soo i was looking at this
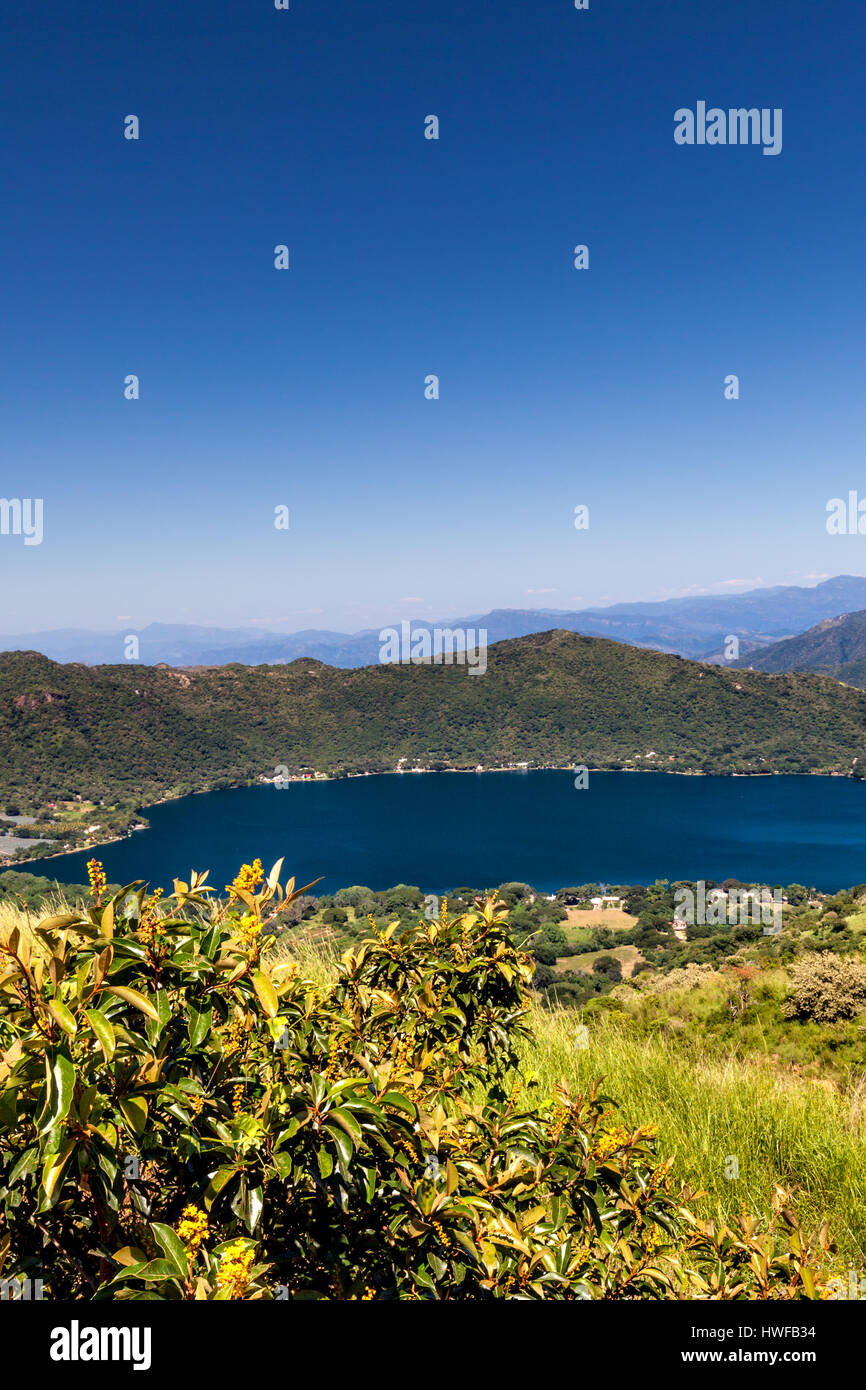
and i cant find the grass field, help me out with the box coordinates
[527,1005,866,1267]
[555,944,642,977]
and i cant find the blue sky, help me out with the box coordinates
[1,0,864,634]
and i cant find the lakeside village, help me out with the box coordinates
[267,749,687,783]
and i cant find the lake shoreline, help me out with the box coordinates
[5,763,862,884]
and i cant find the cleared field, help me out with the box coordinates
[555,943,643,977]
[565,907,637,929]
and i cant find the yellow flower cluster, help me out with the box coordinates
[237,913,263,945]
[137,918,166,948]
[176,1204,208,1255]
[216,1241,255,1298]
[646,1156,674,1194]
[136,889,166,947]
[232,1084,245,1115]
[87,858,107,901]
[189,1095,205,1117]
[395,1137,417,1165]
[549,1101,571,1145]
[227,859,264,902]
[324,1033,346,1084]
[431,1219,448,1246]
[224,1014,250,1055]
[642,1224,666,1256]
[592,1125,632,1162]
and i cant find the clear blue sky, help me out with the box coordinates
[1,0,864,633]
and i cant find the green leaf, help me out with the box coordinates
[47,999,78,1036]
[328,1107,364,1146]
[9,1147,38,1186]
[156,989,171,1025]
[151,1222,189,1280]
[100,899,115,939]
[200,924,221,959]
[103,985,160,1021]
[128,1258,183,1283]
[379,1090,417,1116]
[246,1185,264,1233]
[204,1164,237,1210]
[118,1096,148,1136]
[37,1051,76,1137]
[36,913,83,934]
[266,857,285,892]
[451,1230,482,1265]
[324,1120,354,1167]
[251,970,278,1018]
[41,1139,76,1205]
[272,1152,292,1179]
[188,1004,213,1049]
[145,991,171,1044]
[84,1008,116,1061]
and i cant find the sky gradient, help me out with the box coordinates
[1,0,864,633]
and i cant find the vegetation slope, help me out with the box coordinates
[3,631,866,811]
[734,610,866,687]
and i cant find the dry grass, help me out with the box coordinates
[565,907,637,930]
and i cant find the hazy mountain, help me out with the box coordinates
[0,624,286,666]
[5,576,866,667]
[3,630,865,809]
[732,610,866,688]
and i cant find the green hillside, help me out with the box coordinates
[733,610,866,687]
[2,630,866,808]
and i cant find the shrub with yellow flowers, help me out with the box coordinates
[0,859,833,1300]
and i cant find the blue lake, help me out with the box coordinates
[19,771,866,895]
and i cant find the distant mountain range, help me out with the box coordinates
[6,576,866,668]
[732,609,866,688]
[3,629,866,810]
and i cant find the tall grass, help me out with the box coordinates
[264,926,341,988]
[0,892,70,948]
[528,1005,866,1265]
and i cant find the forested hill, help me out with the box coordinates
[733,610,866,688]
[2,630,866,807]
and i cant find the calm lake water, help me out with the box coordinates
[19,772,866,895]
